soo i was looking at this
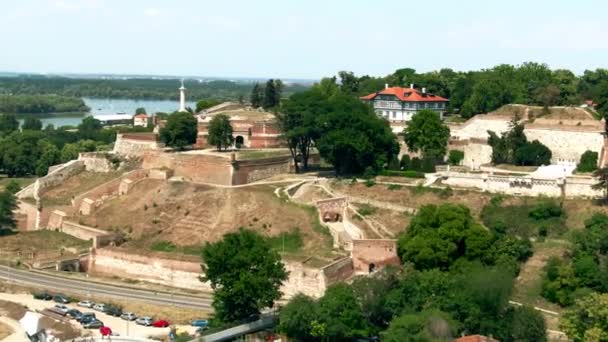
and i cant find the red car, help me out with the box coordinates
[152,319,170,328]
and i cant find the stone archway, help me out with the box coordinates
[235,136,245,148]
[368,263,376,273]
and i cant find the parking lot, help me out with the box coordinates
[1,292,199,339]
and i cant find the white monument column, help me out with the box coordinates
[179,79,186,112]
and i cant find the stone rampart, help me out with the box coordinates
[33,160,85,199]
[79,152,115,172]
[524,128,604,165]
[113,133,159,157]
[442,172,603,198]
[16,201,38,230]
[351,239,400,274]
[232,156,291,185]
[321,257,354,284]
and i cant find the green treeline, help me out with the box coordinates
[0,76,309,101]
[329,63,608,118]
[0,94,89,114]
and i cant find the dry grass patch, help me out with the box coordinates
[41,170,122,206]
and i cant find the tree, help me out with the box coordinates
[278,89,326,172]
[316,283,369,340]
[159,111,197,150]
[577,151,598,173]
[561,293,608,342]
[513,140,552,166]
[60,143,80,163]
[22,117,43,131]
[316,94,399,175]
[278,294,319,341]
[593,167,608,202]
[263,79,281,109]
[207,114,234,151]
[36,141,60,176]
[201,229,287,323]
[403,109,450,160]
[338,71,360,94]
[0,189,17,231]
[382,310,457,342]
[509,306,547,342]
[0,113,19,136]
[135,107,147,115]
[77,116,102,140]
[250,83,264,108]
[448,150,464,166]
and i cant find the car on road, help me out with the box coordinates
[191,319,209,328]
[92,303,106,312]
[83,319,104,329]
[77,313,96,324]
[77,300,95,308]
[120,312,137,321]
[152,319,170,328]
[33,291,52,300]
[67,309,83,320]
[135,316,153,326]
[53,294,70,304]
[104,305,122,317]
[51,304,70,315]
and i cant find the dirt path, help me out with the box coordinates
[0,316,24,342]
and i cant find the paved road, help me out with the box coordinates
[0,265,212,311]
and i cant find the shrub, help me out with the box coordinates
[439,186,453,198]
[358,204,377,216]
[364,179,376,187]
[420,157,436,173]
[514,140,552,166]
[448,150,464,165]
[400,155,411,170]
[410,157,422,171]
[403,170,425,178]
[577,150,598,173]
[387,157,400,171]
[362,166,376,179]
[151,240,177,252]
[388,184,402,190]
[529,201,564,220]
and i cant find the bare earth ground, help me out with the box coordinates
[0,321,11,340]
[41,170,122,206]
[77,180,335,262]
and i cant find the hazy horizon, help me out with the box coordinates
[1,0,607,79]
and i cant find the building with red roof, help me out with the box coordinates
[133,113,149,127]
[361,84,449,122]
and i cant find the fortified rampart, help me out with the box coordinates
[86,248,353,298]
[113,133,160,157]
[351,239,400,274]
[47,210,121,248]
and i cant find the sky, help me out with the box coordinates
[1,0,607,79]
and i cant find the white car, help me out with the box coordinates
[135,316,153,326]
[77,300,95,308]
[120,312,137,321]
[92,303,106,312]
[53,304,70,314]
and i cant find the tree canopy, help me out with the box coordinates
[206,114,234,151]
[159,111,197,150]
[403,109,450,160]
[21,117,43,131]
[561,293,608,342]
[201,228,287,324]
[488,117,552,166]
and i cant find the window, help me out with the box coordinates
[392,111,397,119]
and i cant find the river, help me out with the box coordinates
[17,97,196,128]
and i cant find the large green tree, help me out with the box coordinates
[561,293,608,342]
[0,189,17,232]
[315,283,369,340]
[250,83,264,108]
[316,94,399,175]
[509,306,547,342]
[201,229,287,323]
[22,117,43,131]
[403,109,450,160]
[382,309,457,342]
[195,99,220,113]
[278,294,319,341]
[206,114,234,151]
[0,113,19,137]
[159,111,197,150]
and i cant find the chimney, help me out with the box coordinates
[385,83,389,89]
[422,87,426,94]
[410,83,414,89]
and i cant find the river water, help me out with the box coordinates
[17,97,196,128]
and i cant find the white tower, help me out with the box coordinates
[179,79,186,112]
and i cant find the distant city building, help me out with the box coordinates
[360,84,449,122]
[133,113,149,127]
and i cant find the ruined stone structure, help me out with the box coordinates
[113,133,160,157]
[351,239,400,274]
[47,210,121,248]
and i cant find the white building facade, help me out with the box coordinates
[361,85,449,122]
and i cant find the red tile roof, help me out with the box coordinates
[361,86,449,102]
[134,114,148,119]
[454,335,500,342]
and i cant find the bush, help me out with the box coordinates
[363,166,376,179]
[439,186,453,198]
[514,140,552,166]
[387,157,400,171]
[364,179,376,187]
[420,157,437,173]
[151,240,177,252]
[577,150,598,173]
[403,170,425,178]
[410,157,422,171]
[529,201,564,220]
[387,184,402,190]
[448,150,464,165]
[400,155,411,170]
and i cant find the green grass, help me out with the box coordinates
[267,228,304,253]
[236,149,291,160]
[0,176,36,190]
[481,200,568,238]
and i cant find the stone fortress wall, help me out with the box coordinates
[113,133,160,157]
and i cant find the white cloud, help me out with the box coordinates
[144,8,161,17]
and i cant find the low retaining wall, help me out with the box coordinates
[113,133,160,157]
[47,210,120,248]
[17,160,85,200]
[442,171,603,198]
[87,248,352,298]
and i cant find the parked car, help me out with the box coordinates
[53,294,70,304]
[120,312,137,321]
[67,309,83,320]
[77,300,95,308]
[191,319,209,328]
[135,316,153,326]
[93,303,106,312]
[105,306,122,317]
[78,313,96,324]
[51,304,69,315]
[33,291,52,300]
[83,319,104,329]
[152,319,170,328]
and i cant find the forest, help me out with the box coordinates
[0,76,309,102]
[0,94,89,114]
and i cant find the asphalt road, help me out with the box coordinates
[0,265,212,311]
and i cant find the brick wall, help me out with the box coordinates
[232,156,291,185]
[321,257,354,284]
[351,239,400,274]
